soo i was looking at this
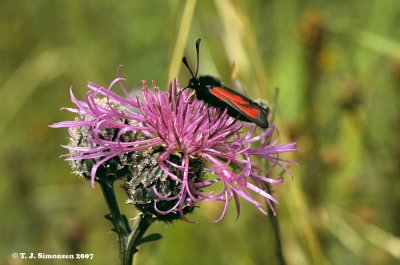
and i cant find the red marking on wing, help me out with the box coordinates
[210,86,261,118]
[232,102,261,119]
[210,86,249,105]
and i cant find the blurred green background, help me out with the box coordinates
[1,0,400,264]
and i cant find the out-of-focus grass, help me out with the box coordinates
[1,1,400,265]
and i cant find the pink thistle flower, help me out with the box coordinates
[51,74,297,221]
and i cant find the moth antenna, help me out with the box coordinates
[195,38,201,77]
[182,57,195,78]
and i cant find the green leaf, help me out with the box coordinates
[138,233,163,246]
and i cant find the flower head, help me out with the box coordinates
[51,74,297,221]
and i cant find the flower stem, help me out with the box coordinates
[99,179,154,265]
[124,214,154,265]
[263,88,286,265]
[99,180,130,263]
[265,183,286,265]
